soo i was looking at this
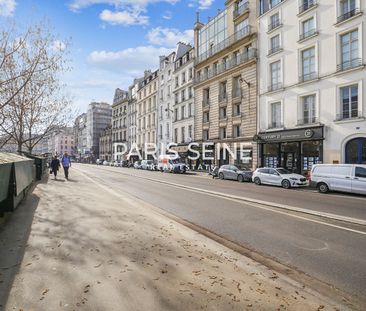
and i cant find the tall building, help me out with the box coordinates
[157,52,175,155]
[74,113,88,160]
[172,42,195,163]
[137,70,158,159]
[86,102,112,160]
[99,126,112,162]
[257,0,366,175]
[194,0,258,169]
[128,78,142,155]
[112,88,129,161]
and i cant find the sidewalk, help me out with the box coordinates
[0,168,347,310]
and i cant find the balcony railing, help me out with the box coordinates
[233,1,249,18]
[335,109,362,121]
[299,72,318,83]
[337,58,363,72]
[196,26,252,64]
[299,0,316,14]
[268,18,281,32]
[268,122,284,130]
[337,8,361,24]
[268,46,283,56]
[268,82,283,92]
[299,28,317,41]
[195,48,257,84]
[297,117,318,125]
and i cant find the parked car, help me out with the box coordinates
[141,160,154,170]
[310,164,366,195]
[218,165,253,182]
[114,161,120,167]
[134,161,142,169]
[252,167,307,189]
[103,160,109,166]
[96,159,102,165]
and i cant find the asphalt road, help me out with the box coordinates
[74,164,366,304]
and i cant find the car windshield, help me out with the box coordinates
[276,168,291,175]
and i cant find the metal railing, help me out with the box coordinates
[233,1,249,18]
[268,18,281,32]
[297,117,318,125]
[337,8,361,24]
[299,28,317,41]
[337,58,362,72]
[268,46,282,56]
[268,122,284,130]
[299,72,318,83]
[196,26,252,64]
[335,110,362,121]
[268,82,283,92]
[299,0,316,14]
[195,48,257,84]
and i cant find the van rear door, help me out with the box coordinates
[331,166,352,193]
[352,166,366,195]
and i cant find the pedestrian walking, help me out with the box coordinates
[50,156,60,180]
[61,152,72,180]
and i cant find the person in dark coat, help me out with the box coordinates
[50,156,60,180]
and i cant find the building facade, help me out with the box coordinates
[99,126,112,162]
[157,52,175,155]
[48,127,75,157]
[128,78,142,153]
[137,70,158,159]
[74,113,88,161]
[172,43,195,163]
[257,0,366,176]
[194,0,258,169]
[112,89,129,161]
[86,102,112,161]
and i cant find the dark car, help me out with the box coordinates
[218,165,253,182]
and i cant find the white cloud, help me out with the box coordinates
[52,40,66,52]
[162,10,172,20]
[88,45,174,75]
[147,27,193,47]
[0,0,16,16]
[100,9,149,25]
[198,0,214,10]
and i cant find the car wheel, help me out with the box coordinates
[219,172,224,180]
[237,175,244,182]
[254,177,261,185]
[318,182,329,194]
[282,179,291,189]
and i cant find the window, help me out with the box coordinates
[271,102,282,128]
[188,125,192,139]
[188,103,192,117]
[269,12,280,31]
[270,0,281,8]
[302,95,316,124]
[301,17,316,40]
[174,128,178,143]
[300,0,316,14]
[220,127,227,139]
[339,84,359,119]
[181,89,186,102]
[270,61,281,90]
[219,81,227,101]
[233,76,241,98]
[203,130,209,140]
[203,88,210,106]
[203,112,210,123]
[339,29,359,71]
[233,103,241,116]
[338,0,358,22]
[233,125,241,138]
[301,47,316,81]
[181,106,185,119]
[269,34,281,54]
[174,109,178,121]
[181,127,185,143]
[219,107,227,119]
[235,18,249,40]
[356,167,366,178]
[188,87,193,98]
[222,57,229,70]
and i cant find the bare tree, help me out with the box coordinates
[0,21,73,153]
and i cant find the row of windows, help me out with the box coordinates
[174,103,194,121]
[202,103,242,124]
[202,125,242,141]
[173,125,193,144]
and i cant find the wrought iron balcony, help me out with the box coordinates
[233,1,249,18]
[337,8,361,24]
[299,72,318,83]
[299,0,316,14]
[299,28,317,41]
[268,18,281,32]
[267,82,283,92]
[337,58,363,72]
[335,110,362,121]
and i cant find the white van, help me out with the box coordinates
[157,154,188,173]
[310,164,366,195]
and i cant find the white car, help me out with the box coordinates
[310,164,366,195]
[252,167,307,189]
[103,160,109,166]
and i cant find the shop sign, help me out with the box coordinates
[257,126,323,143]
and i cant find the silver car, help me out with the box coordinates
[252,167,307,189]
[218,165,253,182]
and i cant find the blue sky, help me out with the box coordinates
[0,0,221,114]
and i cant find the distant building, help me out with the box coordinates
[86,102,112,160]
[48,127,75,157]
[112,89,129,161]
[74,113,88,160]
[99,126,112,162]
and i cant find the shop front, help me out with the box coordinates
[257,126,324,177]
